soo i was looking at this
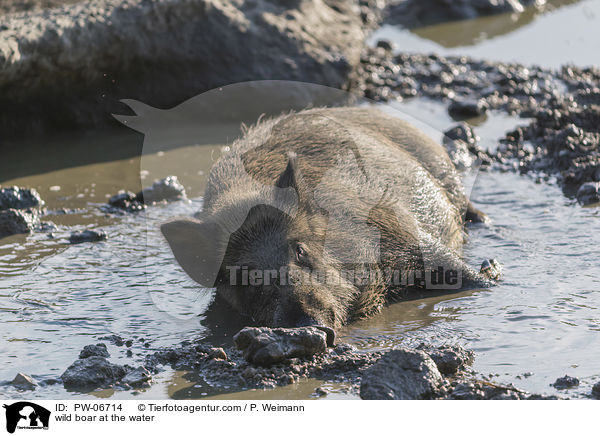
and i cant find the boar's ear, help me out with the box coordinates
[276,152,299,190]
[276,151,323,215]
[160,218,225,287]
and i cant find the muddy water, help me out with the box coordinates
[371,0,600,68]
[2,1,600,400]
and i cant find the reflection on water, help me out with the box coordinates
[372,0,600,67]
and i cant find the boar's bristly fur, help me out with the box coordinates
[162,107,492,329]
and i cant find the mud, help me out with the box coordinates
[57,330,558,399]
[107,176,186,212]
[233,327,329,366]
[354,47,600,203]
[0,0,371,134]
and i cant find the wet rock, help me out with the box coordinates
[108,191,146,213]
[443,133,474,170]
[69,229,108,244]
[108,176,187,212]
[444,123,478,148]
[376,39,394,51]
[359,348,443,400]
[0,187,44,210]
[234,326,328,366]
[11,373,38,390]
[417,344,474,376]
[480,259,502,280]
[386,0,546,28]
[61,356,126,390]
[592,382,600,399]
[121,366,152,388]
[576,182,600,206]
[551,375,580,389]
[99,334,125,346]
[449,380,528,400]
[0,186,44,238]
[37,221,57,232]
[79,343,110,359]
[448,98,488,119]
[314,387,327,397]
[0,209,40,238]
[138,176,186,204]
[208,347,228,360]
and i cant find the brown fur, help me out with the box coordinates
[162,107,490,329]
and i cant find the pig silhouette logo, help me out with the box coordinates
[3,402,50,433]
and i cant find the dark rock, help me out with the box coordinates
[10,373,38,390]
[0,186,44,238]
[417,344,474,376]
[443,133,474,170]
[208,347,228,360]
[99,334,125,346]
[79,343,110,359]
[37,221,57,232]
[592,382,600,398]
[0,187,44,210]
[108,191,146,212]
[234,326,328,366]
[69,229,108,244]
[61,356,126,389]
[138,176,186,204]
[448,98,488,119]
[376,39,394,51]
[0,209,40,239]
[121,366,152,388]
[359,348,443,400]
[551,375,580,389]
[480,259,502,280]
[314,387,327,397]
[450,380,528,400]
[576,182,600,206]
[444,123,478,148]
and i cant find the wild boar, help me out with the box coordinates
[161,107,492,329]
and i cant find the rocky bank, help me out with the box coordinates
[355,46,600,205]
[48,327,572,399]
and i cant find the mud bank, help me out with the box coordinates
[0,0,376,134]
[355,46,600,205]
[53,328,565,399]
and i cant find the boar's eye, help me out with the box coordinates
[295,243,310,265]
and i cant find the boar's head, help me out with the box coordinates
[161,153,359,330]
